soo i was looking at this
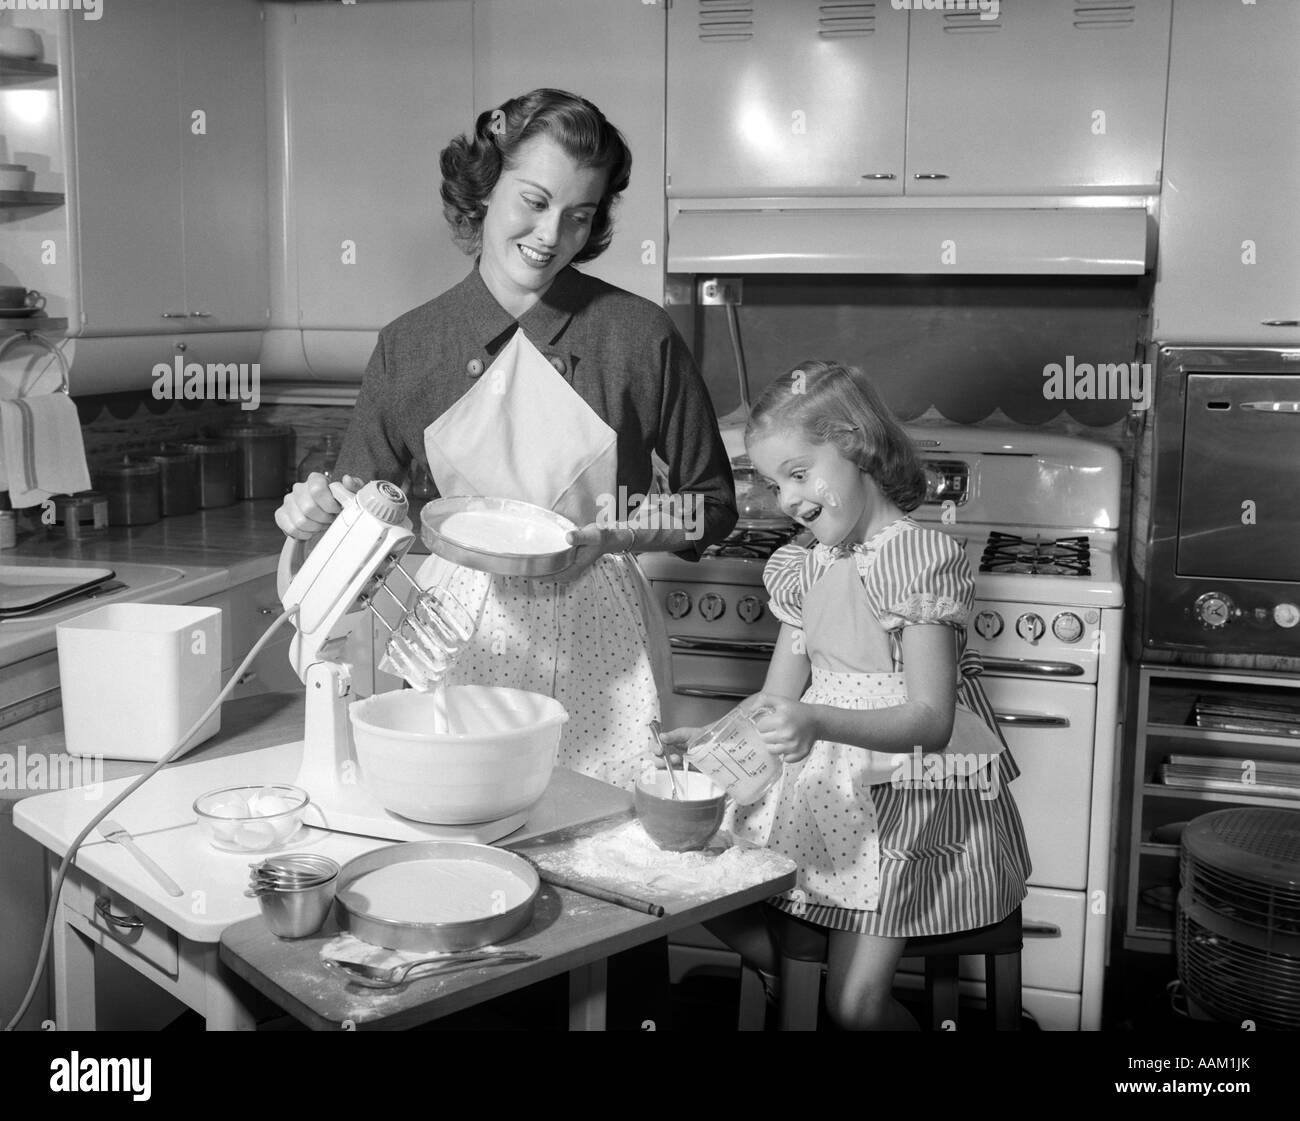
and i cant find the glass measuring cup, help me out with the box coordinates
[683,702,781,805]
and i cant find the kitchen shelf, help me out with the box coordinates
[0,57,56,85]
[0,190,65,210]
[0,317,67,334]
[1124,664,1300,953]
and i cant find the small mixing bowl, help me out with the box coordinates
[634,770,727,851]
[193,783,309,852]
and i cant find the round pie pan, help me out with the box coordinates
[420,496,578,577]
[334,840,540,953]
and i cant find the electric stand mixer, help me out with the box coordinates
[277,480,550,843]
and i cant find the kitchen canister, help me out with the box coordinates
[94,457,162,526]
[51,491,110,539]
[181,438,237,508]
[151,448,200,517]
[221,422,294,500]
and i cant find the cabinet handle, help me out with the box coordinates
[258,606,280,616]
[1261,320,1300,327]
[860,173,897,180]
[1022,921,1061,938]
[236,671,258,686]
[994,711,1071,728]
[188,312,212,319]
[160,312,188,319]
[674,685,753,701]
[94,897,144,931]
[913,173,950,180]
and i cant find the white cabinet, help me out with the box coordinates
[473,0,668,303]
[68,0,267,338]
[193,572,299,701]
[667,0,1170,199]
[666,0,908,197]
[1151,0,1300,345]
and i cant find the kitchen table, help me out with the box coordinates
[11,694,638,1031]
[219,825,795,1031]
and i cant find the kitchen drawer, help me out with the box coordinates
[0,650,61,742]
[62,867,179,979]
[666,651,768,728]
[897,887,1085,994]
[193,573,298,697]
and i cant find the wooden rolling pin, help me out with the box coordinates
[535,869,665,917]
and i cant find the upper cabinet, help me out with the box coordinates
[473,0,667,303]
[1151,0,1300,346]
[69,0,268,336]
[667,0,1171,199]
[666,0,908,197]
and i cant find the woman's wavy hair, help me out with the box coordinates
[439,88,632,263]
[745,361,927,512]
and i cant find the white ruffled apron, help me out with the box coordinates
[417,329,670,791]
[725,665,1007,914]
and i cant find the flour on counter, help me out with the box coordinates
[536,820,795,898]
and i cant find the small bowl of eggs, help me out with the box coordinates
[193,784,310,853]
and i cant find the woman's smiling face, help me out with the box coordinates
[747,429,881,548]
[478,134,608,318]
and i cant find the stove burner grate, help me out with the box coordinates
[705,524,799,561]
[979,532,1092,577]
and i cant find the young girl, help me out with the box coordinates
[661,361,1031,1031]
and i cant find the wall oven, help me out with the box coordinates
[1146,346,1300,657]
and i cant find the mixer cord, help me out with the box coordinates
[3,605,301,1033]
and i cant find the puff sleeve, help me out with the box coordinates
[762,544,819,628]
[863,526,974,631]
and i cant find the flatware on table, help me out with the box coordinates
[97,819,184,897]
[324,950,540,989]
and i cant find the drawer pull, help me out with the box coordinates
[1022,921,1062,938]
[236,671,258,686]
[994,711,1071,728]
[258,606,280,616]
[94,897,144,931]
[675,685,753,701]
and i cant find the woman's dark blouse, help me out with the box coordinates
[337,265,737,558]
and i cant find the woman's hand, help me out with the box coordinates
[749,692,820,765]
[551,523,633,583]
[274,473,364,541]
[653,724,702,769]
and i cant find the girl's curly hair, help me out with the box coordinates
[439,88,632,263]
[745,361,928,513]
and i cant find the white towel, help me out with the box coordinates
[0,394,92,508]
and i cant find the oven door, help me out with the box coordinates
[1178,372,1300,582]
[980,677,1097,892]
[664,646,770,729]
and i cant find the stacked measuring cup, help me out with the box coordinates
[246,854,341,939]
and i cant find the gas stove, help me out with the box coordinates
[641,424,1126,1031]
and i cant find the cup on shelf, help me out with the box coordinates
[0,287,44,314]
[0,165,36,192]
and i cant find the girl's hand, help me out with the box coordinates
[551,524,632,583]
[653,724,702,770]
[274,473,364,541]
[749,693,819,765]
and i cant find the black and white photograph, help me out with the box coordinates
[0,0,1294,1091]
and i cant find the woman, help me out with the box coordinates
[277,89,736,790]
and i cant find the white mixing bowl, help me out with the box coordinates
[348,685,567,825]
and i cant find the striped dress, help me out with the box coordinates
[725,517,1032,938]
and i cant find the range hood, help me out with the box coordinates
[667,196,1154,276]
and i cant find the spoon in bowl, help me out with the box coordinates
[648,720,681,800]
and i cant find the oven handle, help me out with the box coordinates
[669,637,776,656]
[1239,400,1300,413]
[994,711,1071,728]
[1022,921,1062,938]
[978,656,1085,677]
[674,685,754,701]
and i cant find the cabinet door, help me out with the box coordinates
[1151,0,1300,345]
[287,0,474,332]
[175,0,268,331]
[474,0,668,303]
[904,0,1170,195]
[70,0,185,335]
[666,0,907,197]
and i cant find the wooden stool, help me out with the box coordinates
[742,905,1023,1031]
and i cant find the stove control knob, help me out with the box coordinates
[974,610,1004,640]
[665,590,692,620]
[699,593,726,622]
[1015,612,1045,643]
[1274,602,1300,629]
[737,595,765,624]
[1194,592,1234,629]
[1051,612,1084,643]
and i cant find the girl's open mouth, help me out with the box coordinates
[798,506,823,526]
